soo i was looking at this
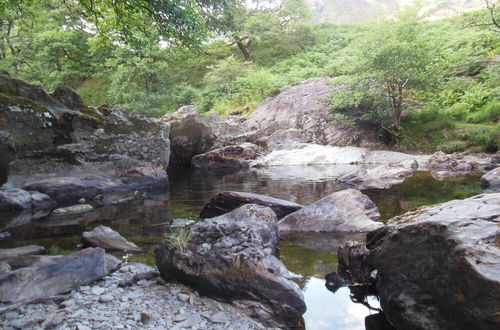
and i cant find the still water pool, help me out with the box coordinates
[0,166,483,329]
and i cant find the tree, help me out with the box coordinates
[330,6,437,139]
[1,0,238,47]
[225,0,310,60]
[466,0,500,32]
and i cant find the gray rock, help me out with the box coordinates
[29,191,57,210]
[191,143,262,169]
[0,261,11,273]
[200,191,303,219]
[167,113,243,165]
[480,167,500,192]
[82,225,141,252]
[98,294,113,303]
[6,254,62,269]
[244,77,381,148]
[156,204,305,328]
[278,189,382,234]
[425,151,500,176]
[0,248,120,303]
[52,204,93,216]
[0,188,31,211]
[364,193,500,330]
[0,232,11,241]
[0,245,45,261]
[336,160,418,189]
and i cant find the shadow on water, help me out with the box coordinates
[0,166,483,329]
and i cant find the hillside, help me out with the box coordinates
[306,0,486,23]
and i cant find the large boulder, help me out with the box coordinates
[0,188,32,211]
[0,247,120,303]
[336,160,418,189]
[424,151,500,177]
[166,112,243,165]
[82,225,141,252]
[480,167,500,192]
[364,193,500,330]
[278,189,382,234]
[0,74,170,169]
[155,204,306,328]
[191,143,262,169]
[200,191,303,219]
[244,78,381,148]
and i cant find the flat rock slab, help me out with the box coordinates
[0,245,45,261]
[82,225,141,252]
[0,247,120,303]
[366,193,500,330]
[156,204,306,328]
[336,160,417,189]
[7,254,63,269]
[278,189,383,233]
[52,204,94,216]
[200,191,303,219]
[191,143,262,169]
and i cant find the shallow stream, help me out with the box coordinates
[0,166,483,329]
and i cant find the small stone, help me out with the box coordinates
[126,291,142,300]
[98,294,113,303]
[172,314,187,322]
[140,312,152,324]
[0,261,11,273]
[180,313,202,328]
[177,293,189,302]
[78,198,86,204]
[91,286,105,295]
[4,312,18,321]
[72,309,86,318]
[76,324,91,330]
[209,311,229,324]
[60,299,75,308]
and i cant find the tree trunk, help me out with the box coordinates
[234,37,252,61]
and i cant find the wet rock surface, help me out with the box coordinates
[0,262,266,330]
[0,247,120,303]
[278,189,382,234]
[480,167,500,192]
[336,160,418,189]
[364,193,500,330]
[199,191,303,219]
[156,204,306,328]
[191,143,262,169]
[82,225,141,252]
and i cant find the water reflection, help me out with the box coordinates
[0,166,483,330]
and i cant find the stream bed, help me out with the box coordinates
[0,166,483,329]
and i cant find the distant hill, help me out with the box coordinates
[305,0,486,23]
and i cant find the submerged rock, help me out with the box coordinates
[52,204,94,216]
[365,193,500,330]
[0,247,120,303]
[82,225,141,252]
[278,189,382,234]
[0,245,45,261]
[155,204,306,328]
[480,167,500,192]
[336,160,418,189]
[199,191,303,219]
[191,143,262,169]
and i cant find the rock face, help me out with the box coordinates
[336,160,418,189]
[278,189,382,234]
[425,151,499,177]
[191,143,262,169]
[82,225,141,252]
[244,78,381,148]
[155,204,306,328]
[0,247,120,303]
[199,191,303,219]
[166,112,243,165]
[365,193,500,330]
[480,167,500,192]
